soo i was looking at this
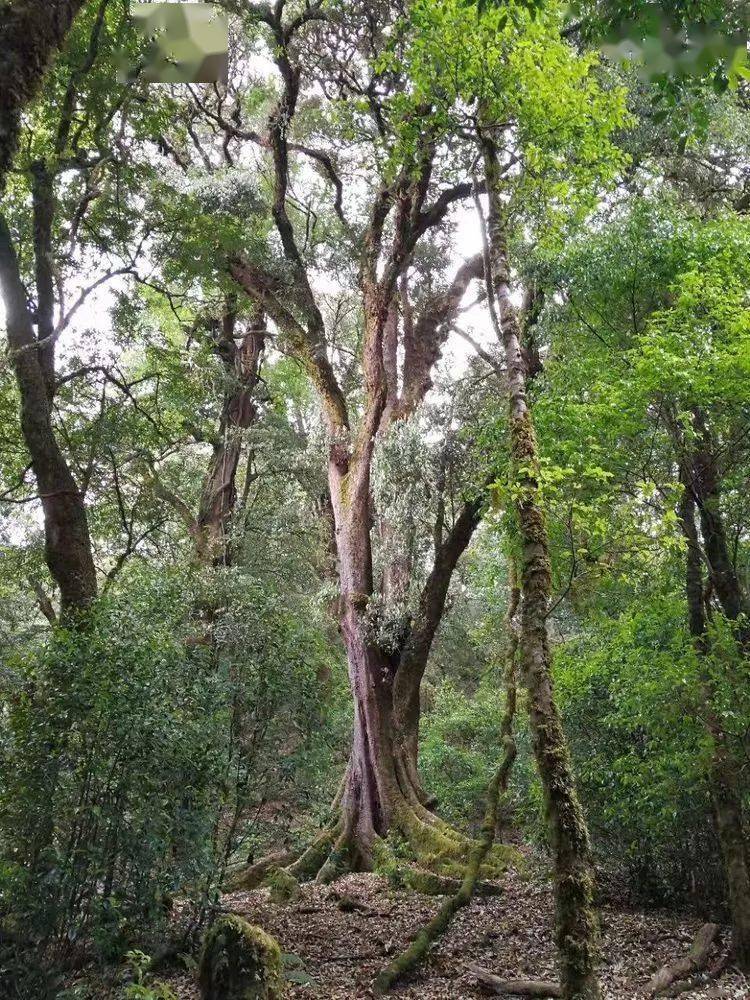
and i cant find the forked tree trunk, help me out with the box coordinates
[481,137,600,1000]
[322,275,484,867]
[333,581,469,870]
[227,2,487,875]
[330,415,430,865]
[678,472,750,971]
[394,497,483,769]
[0,212,97,618]
[318,498,482,869]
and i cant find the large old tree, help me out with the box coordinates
[188,10,628,971]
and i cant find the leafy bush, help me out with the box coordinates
[419,680,512,830]
[419,596,748,912]
[0,564,348,994]
[0,569,223,968]
[544,598,735,909]
[120,950,177,1000]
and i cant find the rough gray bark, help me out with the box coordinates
[195,305,266,566]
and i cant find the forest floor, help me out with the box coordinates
[159,857,750,999]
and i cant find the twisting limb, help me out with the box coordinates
[372,560,520,994]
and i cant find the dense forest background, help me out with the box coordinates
[1,1,749,998]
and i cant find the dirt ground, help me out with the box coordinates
[159,866,750,999]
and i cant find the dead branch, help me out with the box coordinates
[647,923,720,996]
[466,965,562,997]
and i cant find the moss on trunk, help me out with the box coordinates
[198,915,283,1000]
[480,134,601,1000]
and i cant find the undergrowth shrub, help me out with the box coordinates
[0,564,348,996]
[419,680,512,830]
[521,599,742,911]
[420,596,748,913]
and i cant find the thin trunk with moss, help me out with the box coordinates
[678,471,750,971]
[481,135,600,1000]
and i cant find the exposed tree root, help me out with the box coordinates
[660,953,730,997]
[372,838,504,897]
[647,923,720,996]
[222,661,522,905]
[288,821,342,880]
[222,796,520,902]
[223,850,299,892]
[372,760,512,994]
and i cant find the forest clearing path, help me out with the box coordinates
[165,866,750,999]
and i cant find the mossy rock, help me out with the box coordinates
[265,868,300,905]
[198,914,283,1000]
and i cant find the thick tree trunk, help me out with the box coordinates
[195,306,265,566]
[0,212,96,617]
[678,475,750,971]
[227,0,489,885]
[334,595,473,874]
[713,771,750,970]
[329,495,482,846]
[325,279,483,865]
[0,0,87,192]
[338,602,399,867]
[481,137,600,1000]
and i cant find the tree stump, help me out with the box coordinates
[198,914,283,1000]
